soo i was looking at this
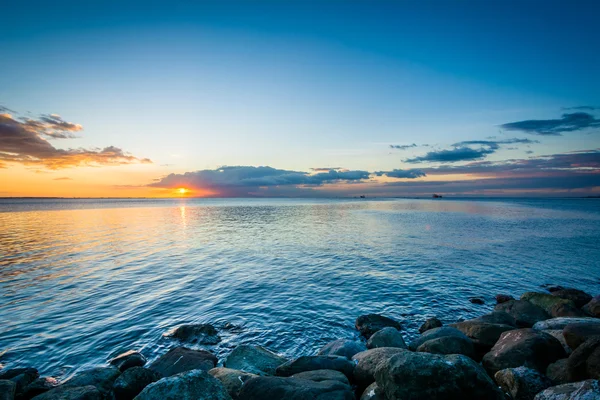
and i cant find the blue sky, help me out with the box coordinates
[1,0,599,197]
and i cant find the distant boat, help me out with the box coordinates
[432,194,443,198]
[360,195,366,199]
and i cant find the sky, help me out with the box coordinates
[1,0,599,197]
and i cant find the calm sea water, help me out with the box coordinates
[1,198,599,378]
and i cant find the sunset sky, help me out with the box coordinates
[1,0,599,197]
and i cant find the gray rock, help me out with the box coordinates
[351,347,406,388]
[450,320,515,350]
[419,317,443,333]
[551,289,593,308]
[482,328,566,375]
[237,376,354,400]
[566,337,600,381]
[31,385,101,400]
[521,292,576,316]
[532,317,600,331]
[543,330,572,355]
[275,356,353,380]
[359,382,381,400]
[416,335,476,359]
[209,368,256,400]
[408,326,470,351]
[109,351,147,372]
[21,377,60,399]
[62,367,120,397]
[475,311,518,326]
[546,359,570,385]
[550,302,587,318]
[167,324,221,345]
[366,327,406,349]
[374,351,504,400]
[317,339,366,359]
[583,296,600,318]
[497,294,516,304]
[149,347,217,377]
[0,368,39,395]
[113,367,161,400]
[0,380,16,400]
[223,345,287,376]
[290,370,349,386]
[133,369,231,400]
[534,380,600,400]
[355,314,401,339]
[563,323,600,350]
[494,366,553,400]
[495,300,550,328]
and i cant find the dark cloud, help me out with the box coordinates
[405,146,497,163]
[375,169,426,179]
[562,106,600,111]
[500,112,600,135]
[390,143,417,150]
[453,138,538,148]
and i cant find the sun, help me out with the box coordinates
[176,187,188,195]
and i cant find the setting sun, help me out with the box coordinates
[177,188,188,195]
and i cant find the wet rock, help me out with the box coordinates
[566,337,600,381]
[546,359,570,385]
[31,385,101,400]
[275,356,353,380]
[351,347,406,388]
[408,326,471,351]
[549,303,586,318]
[237,376,354,400]
[450,320,515,351]
[418,317,442,333]
[542,285,565,293]
[532,317,600,331]
[62,367,120,397]
[21,377,60,399]
[0,380,16,400]
[209,368,256,400]
[543,330,572,355]
[0,368,39,395]
[360,382,381,400]
[355,314,401,339]
[497,294,515,304]
[374,351,504,400]
[290,369,349,386]
[149,347,217,377]
[475,311,518,326]
[469,297,485,305]
[521,292,576,315]
[533,379,600,400]
[133,369,231,400]
[109,351,147,372]
[583,296,600,317]
[482,328,566,375]
[317,339,366,359]
[563,323,600,350]
[551,289,593,309]
[494,366,553,400]
[366,327,406,349]
[416,335,476,359]
[495,300,550,328]
[113,367,161,400]
[168,323,221,345]
[223,345,287,376]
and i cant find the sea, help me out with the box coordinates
[1,197,599,378]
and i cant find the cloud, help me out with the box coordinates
[563,106,600,111]
[453,138,538,148]
[0,111,151,169]
[390,143,417,150]
[500,112,600,135]
[375,169,426,179]
[53,177,72,180]
[405,146,497,163]
[310,167,345,172]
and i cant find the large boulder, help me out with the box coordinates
[419,317,442,333]
[223,345,287,376]
[482,329,566,375]
[408,326,471,351]
[566,337,600,381]
[551,289,593,308]
[495,300,550,328]
[113,367,161,400]
[62,367,120,397]
[355,314,401,339]
[0,380,16,400]
[290,370,349,386]
[494,366,553,400]
[521,293,576,316]
[366,327,407,349]
[475,311,518,326]
[497,294,516,304]
[351,347,406,388]
[167,324,221,345]
[563,323,600,350]
[374,351,504,400]
[31,385,101,400]
[534,380,600,400]
[416,335,476,359]
[545,359,570,385]
[109,351,147,372]
[21,377,60,399]
[359,383,381,400]
[134,369,231,400]
[237,376,354,400]
[532,317,600,331]
[209,368,256,400]
[0,368,39,395]
[549,303,587,318]
[583,296,600,317]
[450,320,515,351]
[149,347,217,377]
[275,356,353,380]
[317,339,366,359]
[543,330,572,355]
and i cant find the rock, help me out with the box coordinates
[408,326,471,351]
[355,314,401,339]
[109,351,147,372]
[149,347,217,377]
[542,285,565,293]
[351,347,406,388]
[532,317,600,331]
[583,296,600,317]
[551,289,593,308]
[237,376,354,400]
[275,356,353,380]
[317,339,366,359]
[482,328,566,375]
[416,335,476,359]
[366,327,407,349]
[550,302,587,318]
[209,368,256,400]
[450,320,515,351]
[470,297,485,305]
[223,345,287,376]
[475,311,518,327]
[113,367,161,400]
[534,379,600,400]
[62,367,120,397]
[0,368,39,395]
[290,370,349,386]
[419,317,443,333]
[360,382,381,400]
[374,351,504,400]
[543,330,572,355]
[31,385,101,400]
[0,380,16,400]
[494,366,553,400]
[546,359,570,385]
[167,324,221,345]
[21,377,60,399]
[566,337,600,381]
[521,292,576,315]
[497,294,515,304]
[563,323,600,350]
[133,369,231,400]
[495,300,550,328]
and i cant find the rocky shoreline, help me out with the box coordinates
[1,286,600,399]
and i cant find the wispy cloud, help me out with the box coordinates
[53,177,72,181]
[562,106,600,111]
[390,143,417,150]
[500,112,600,135]
[375,169,426,179]
[405,146,497,163]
